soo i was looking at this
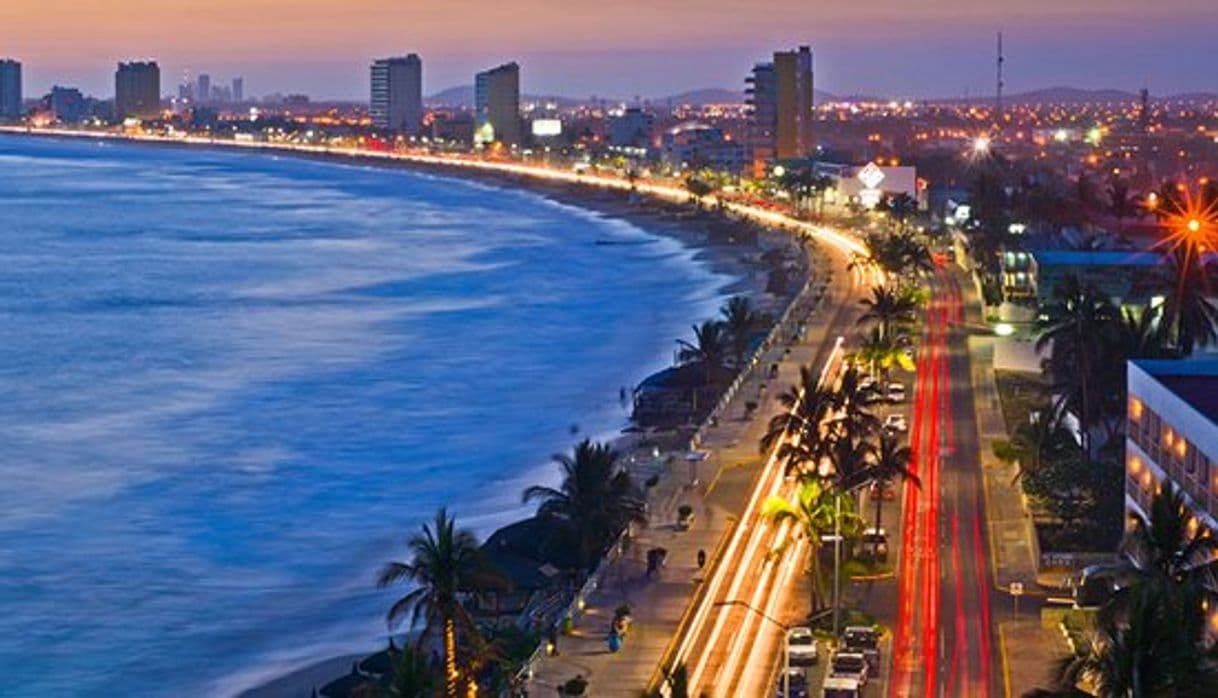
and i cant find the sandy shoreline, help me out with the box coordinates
[1,130,810,698]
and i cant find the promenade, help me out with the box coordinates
[525,241,858,695]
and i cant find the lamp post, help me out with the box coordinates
[713,600,792,697]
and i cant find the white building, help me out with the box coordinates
[371,55,423,135]
[1125,360,1218,532]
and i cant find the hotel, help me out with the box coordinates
[475,62,522,146]
[115,61,161,121]
[370,55,422,135]
[0,58,21,120]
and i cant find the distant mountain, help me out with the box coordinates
[426,85,582,108]
[1004,87,1140,104]
[426,85,839,108]
[660,88,742,105]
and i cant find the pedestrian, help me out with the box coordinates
[697,548,706,569]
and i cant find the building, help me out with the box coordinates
[608,107,655,152]
[197,74,210,103]
[0,59,21,120]
[1125,360,1218,535]
[370,55,422,135]
[1027,250,1165,308]
[475,62,521,146]
[231,77,244,103]
[746,46,814,171]
[47,86,87,123]
[114,61,161,120]
[661,122,747,173]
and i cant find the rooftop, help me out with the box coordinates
[1134,359,1218,421]
[1032,250,1163,268]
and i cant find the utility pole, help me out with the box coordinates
[995,31,1005,130]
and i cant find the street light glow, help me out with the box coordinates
[972,136,991,154]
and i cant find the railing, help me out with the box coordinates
[689,243,828,451]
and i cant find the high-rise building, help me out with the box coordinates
[475,62,521,146]
[746,46,814,170]
[115,61,161,121]
[0,59,22,120]
[232,77,244,104]
[47,86,87,123]
[197,74,211,104]
[370,55,422,134]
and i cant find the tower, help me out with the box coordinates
[995,31,1005,128]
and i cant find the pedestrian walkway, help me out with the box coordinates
[525,244,855,696]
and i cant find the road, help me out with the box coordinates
[661,239,868,698]
[890,265,999,698]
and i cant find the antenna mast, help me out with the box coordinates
[996,31,1005,129]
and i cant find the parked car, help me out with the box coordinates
[776,668,809,698]
[822,675,862,698]
[887,382,906,403]
[841,625,881,673]
[858,375,878,394]
[883,413,908,432]
[829,651,870,686]
[859,528,889,562]
[786,626,819,666]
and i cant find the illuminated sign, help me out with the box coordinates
[857,162,885,190]
[531,119,562,137]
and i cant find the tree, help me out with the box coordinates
[1106,177,1137,231]
[386,643,439,698]
[760,365,837,477]
[677,320,731,386]
[859,284,919,343]
[720,296,770,369]
[378,508,485,698]
[854,327,915,382]
[522,439,647,574]
[831,366,882,443]
[867,433,918,538]
[684,176,714,206]
[1050,483,1218,696]
[879,192,918,230]
[1036,274,1119,455]
[763,479,861,612]
[1162,247,1218,355]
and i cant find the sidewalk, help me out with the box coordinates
[958,275,1041,593]
[525,245,854,696]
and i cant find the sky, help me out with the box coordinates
[3,0,1217,101]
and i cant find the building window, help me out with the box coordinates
[1129,396,1144,422]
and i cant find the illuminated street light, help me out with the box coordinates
[1188,219,1203,234]
[972,136,991,154]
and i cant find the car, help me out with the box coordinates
[829,651,870,686]
[822,675,862,698]
[842,626,881,672]
[883,413,908,432]
[859,527,889,561]
[858,375,878,393]
[786,626,819,666]
[887,382,906,402]
[775,668,809,698]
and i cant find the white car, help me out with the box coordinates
[887,382,906,403]
[884,414,908,432]
[858,375,878,393]
[786,626,819,666]
[830,651,870,686]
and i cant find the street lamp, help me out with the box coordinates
[713,600,794,697]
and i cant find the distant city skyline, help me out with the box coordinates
[4,0,1217,100]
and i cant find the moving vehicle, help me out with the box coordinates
[887,382,906,403]
[786,626,819,666]
[829,651,870,686]
[859,527,889,561]
[822,676,861,698]
[775,668,810,698]
[842,625,881,672]
[883,413,908,432]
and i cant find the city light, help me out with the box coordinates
[972,135,991,154]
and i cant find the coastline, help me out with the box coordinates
[0,130,813,698]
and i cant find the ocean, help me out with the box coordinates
[0,135,730,696]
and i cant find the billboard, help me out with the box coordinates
[531,119,562,137]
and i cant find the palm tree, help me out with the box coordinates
[825,434,877,493]
[859,285,918,343]
[1052,483,1218,696]
[377,508,484,698]
[720,296,770,369]
[1162,247,1218,355]
[1107,177,1137,232]
[867,433,918,539]
[685,176,714,207]
[677,320,731,386]
[763,479,861,612]
[386,643,439,698]
[854,327,915,382]
[1036,274,1118,455]
[831,366,882,443]
[760,365,836,476]
[522,439,647,574]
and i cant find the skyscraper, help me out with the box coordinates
[746,46,815,169]
[475,62,521,146]
[370,55,422,135]
[115,61,161,121]
[197,74,211,103]
[0,59,22,120]
[232,77,244,104]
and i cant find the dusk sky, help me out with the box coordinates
[4,0,1217,100]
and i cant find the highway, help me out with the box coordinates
[889,264,999,698]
